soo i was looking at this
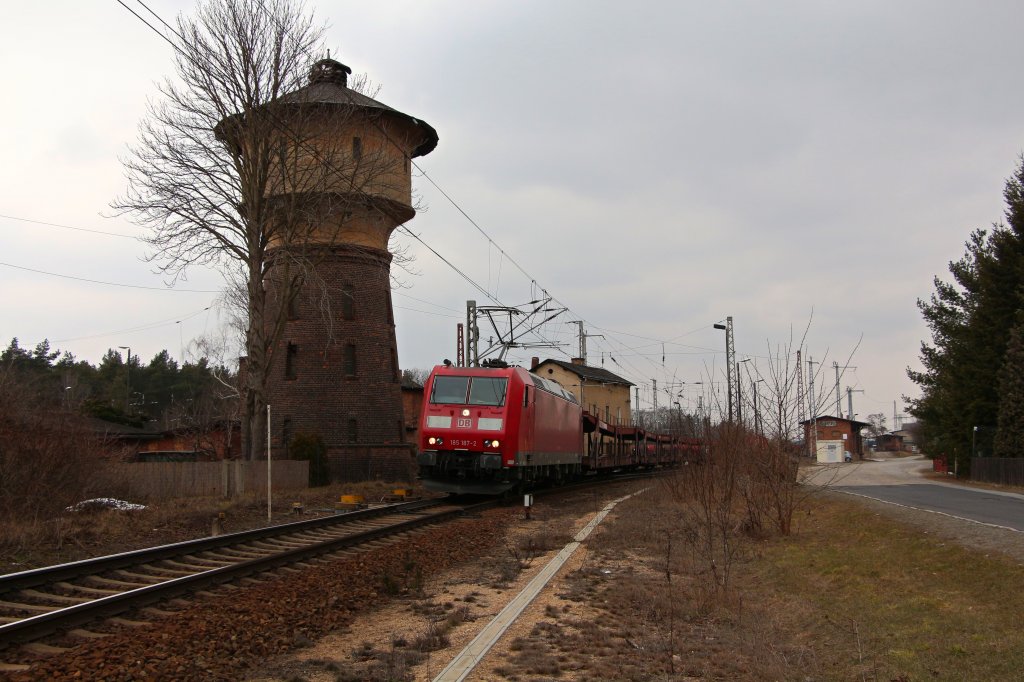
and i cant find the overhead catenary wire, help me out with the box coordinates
[117,0,725,393]
[0,261,221,293]
[53,303,216,343]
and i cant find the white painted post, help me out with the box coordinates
[267,404,272,522]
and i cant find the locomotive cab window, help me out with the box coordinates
[429,375,507,406]
[468,377,507,406]
[430,376,470,404]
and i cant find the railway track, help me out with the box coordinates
[0,497,493,663]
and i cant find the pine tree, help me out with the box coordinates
[908,158,1024,470]
[995,321,1024,456]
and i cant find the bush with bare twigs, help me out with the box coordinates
[0,367,110,562]
[665,423,801,604]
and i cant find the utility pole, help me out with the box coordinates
[753,380,762,435]
[807,356,818,458]
[796,349,806,428]
[713,317,735,421]
[574,321,586,362]
[570,321,604,365]
[635,386,641,426]
[466,300,479,367]
[846,387,864,421]
[456,323,465,367]
[737,358,751,426]
[834,361,857,416]
[807,357,818,420]
[652,379,658,421]
[834,361,841,416]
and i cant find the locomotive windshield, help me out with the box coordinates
[430,376,470,404]
[429,375,508,407]
[468,377,507,406]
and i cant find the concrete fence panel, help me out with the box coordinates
[95,460,309,501]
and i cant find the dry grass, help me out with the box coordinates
[0,479,430,573]
[757,493,1024,680]
[523,482,1024,680]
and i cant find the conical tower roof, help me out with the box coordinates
[279,58,438,158]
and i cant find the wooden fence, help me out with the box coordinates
[95,460,309,501]
[970,457,1024,487]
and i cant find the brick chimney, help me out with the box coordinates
[530,357,539,370]
[571,358,585,366]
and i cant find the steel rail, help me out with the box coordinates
[0,498,443,593]
[0,498,484,649]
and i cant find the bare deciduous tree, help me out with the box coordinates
[114,0,414,459]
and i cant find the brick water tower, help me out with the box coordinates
[252,58,437,479]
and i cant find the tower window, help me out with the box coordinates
[282,418,292,450]
[391,348,399,382]
[347,418,358,443]
[352,137,362,161]
[341,283,355,320]
[287,292,300,320]
[285,343,298,379]
[344,344,357,376]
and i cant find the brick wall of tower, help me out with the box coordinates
[265,244,413,481]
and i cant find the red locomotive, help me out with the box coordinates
[416,361,695,494]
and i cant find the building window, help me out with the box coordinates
[397,420,404,441]
[391,348,399,382]
[347,418,358,443]
[352,137,362,161]
[286,292,300,320]
[282,418,292,450]
[285,343,298,379]
[344,344,356,376]
[341,283,354,320]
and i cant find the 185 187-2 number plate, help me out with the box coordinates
[450,439,477,447]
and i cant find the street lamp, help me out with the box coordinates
[713,321,732,421]
[118,346,131,411]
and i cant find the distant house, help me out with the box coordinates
[531,358,634,425]
[96,418,240,461]
[799,415,868,462]
[875,433,905,452]
[891,426,919,452]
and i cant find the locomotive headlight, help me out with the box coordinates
[489,439,500,448]
[461,408,470,417]
[428,437,443,446]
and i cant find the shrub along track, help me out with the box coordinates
[0,498,506,679]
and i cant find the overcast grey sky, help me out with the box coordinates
[3,0,1024,425]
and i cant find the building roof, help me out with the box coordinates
[279,59,438,158]
[533,359,634,387]
[799,414,870,428]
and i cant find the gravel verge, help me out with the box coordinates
[4,507,520,681]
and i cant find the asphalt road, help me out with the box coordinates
[805,455,1024,532]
